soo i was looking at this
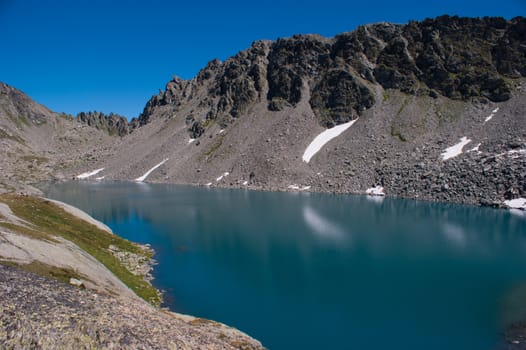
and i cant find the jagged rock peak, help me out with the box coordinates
[76,111,132,137]
[137,15,525,128]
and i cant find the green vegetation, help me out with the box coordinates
[0,128,24,144]
[390,126,407,142]
[0,194,161,306]
[201,134,225,161]
[0,221,57,242]
[396,96,410,116]
[6,111,30,128]
[0,259,86,285]
[21,155,48,165]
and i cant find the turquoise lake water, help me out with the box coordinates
[45,182,526,349]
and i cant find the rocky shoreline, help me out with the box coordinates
[0,264,264,349]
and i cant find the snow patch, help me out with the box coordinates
[134,159,168,182]
[205,182,212,186]
[468,143,481,153]
[508,149,526,158]
[188,138,196,144]
[216,172,229,182]
[95,176,105,181]
[218,129,225,134]
[504,198,526,211]
[366,186,385,196]
[441,137,472,161]
[303,119,358,163]
[242,181,249,186]
[77,168,105,179]
[483,107,499,123]
[288,184,311,191]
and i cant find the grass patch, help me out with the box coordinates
[189,318,217,327]
[200,134,225,161]
[396,96,410,116]
[0,128,24,144]
[21,155,49,165]
[0,222,57,242]
[390,126,407,142]
[0,259,86,285]
[6,111,29,129]
[0,194,160,306]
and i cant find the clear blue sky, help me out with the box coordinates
[1,0,524,119]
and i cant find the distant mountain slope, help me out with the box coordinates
[80,15,525,206]
[0,82,116,192]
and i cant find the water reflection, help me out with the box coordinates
[44,182,526,350]
[442,223,466,247]
[302,206,348,242]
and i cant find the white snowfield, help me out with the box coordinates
[507,149,526,158]
[468,143,481,153]
[76,168,105,179]
[303,119,358,163]
[216,172,229,182]
[441,137,472,161]
[366,186,385,196]
[134,158,168,182]
[504,198,526,210]
[484,107,499,123]
[288,184,311,191]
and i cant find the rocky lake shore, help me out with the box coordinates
[0,14,525,349]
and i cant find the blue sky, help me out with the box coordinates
[1,0,524,119]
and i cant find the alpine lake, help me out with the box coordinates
[44,181,526,350]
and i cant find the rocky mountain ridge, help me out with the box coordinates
[138,15,524,130]
[0,15,524,205]
[76,111,136,137]
[70,15,525,208]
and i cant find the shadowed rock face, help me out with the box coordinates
[137,15,525,130]
[76,111,131,137]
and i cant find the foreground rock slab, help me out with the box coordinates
[0,264,264,350]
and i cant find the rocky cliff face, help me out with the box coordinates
[76,111,134,137]
[84,15,524,207]
[138,16,524,129]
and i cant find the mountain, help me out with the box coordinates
[1,14,525,349]
[0,15,524,206]
[0,82,116,193]
[72,15,525,206]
